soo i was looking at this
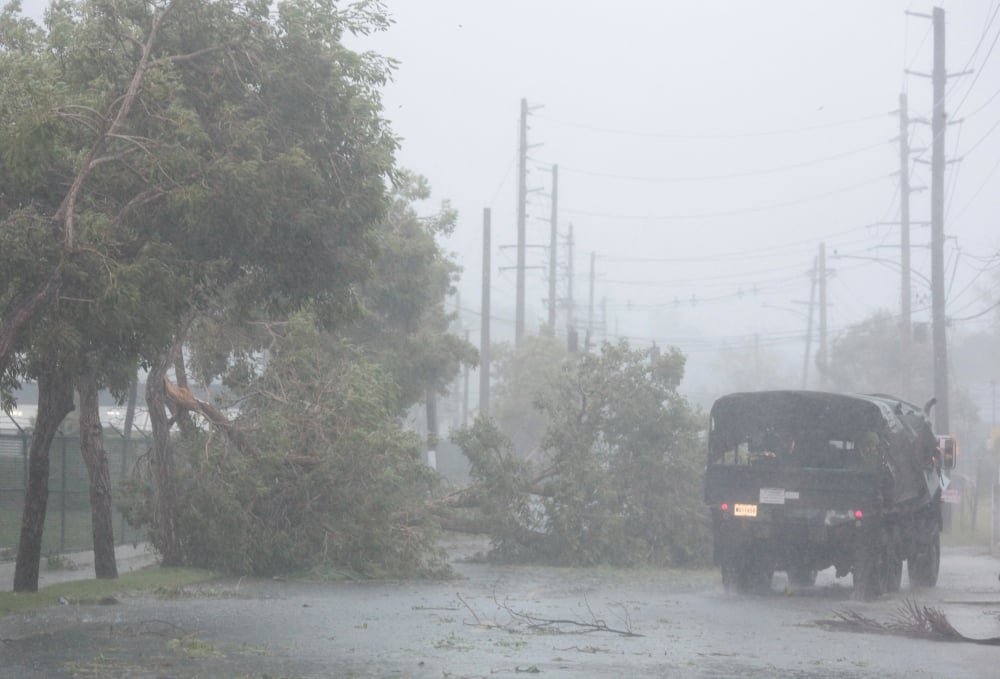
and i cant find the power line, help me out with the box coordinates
[951,4,1000,116]
[549,140,888,183]
[596,223,883,264]
[950,299,1000,322]
[561,174,890,222]
[959,112,1000,157]
[959,82,1000,119]
[533,112,888,140]
[949,152,1000,222]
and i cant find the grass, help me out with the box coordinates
[0,566,214,617]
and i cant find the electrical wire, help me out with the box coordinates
[951,4,1000,116]
[943,120,964,221]
[959,112,1000,157]
[960,82,1000,120]
[949,153,1000,223]
[596,223,879,264]
[561,174,890,222]
[548,140,888,183]
[532,112,888,141]
[950,299,1000,322]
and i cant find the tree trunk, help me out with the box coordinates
[147,349,182,566]
[78,367,118,579]
[13,362,74,592]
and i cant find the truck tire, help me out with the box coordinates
[787,565,818,587]
[907,532,940,588]
[742,560,774,594]
[722,549,773,594]
[852,530,887,601]
[721,555,739,593]
[885,546,903,593]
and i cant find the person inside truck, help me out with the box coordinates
[750,427,795,464]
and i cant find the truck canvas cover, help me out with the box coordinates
[708,390,940,508]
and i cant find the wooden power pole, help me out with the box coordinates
[515,98,527,345]
[930,6,949,433]
[548,164,558,335]
[479,208,491,417]
[818,243,828,388]
[898,93,913,342]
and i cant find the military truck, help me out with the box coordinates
[704,390,945,600]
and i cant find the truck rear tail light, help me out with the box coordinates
[854,510,864,520]
[720,503,730,512]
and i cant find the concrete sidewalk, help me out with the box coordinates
[0,543,158,591]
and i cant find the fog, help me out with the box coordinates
[355,0,999,407]
[16,0,999,406]
[3,4,1000,677]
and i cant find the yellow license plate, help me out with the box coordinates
[734,503,758,517]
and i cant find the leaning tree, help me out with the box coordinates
[2,0,399,587]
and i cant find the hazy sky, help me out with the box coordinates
[15,1,1000,395]
[356,0,999,386]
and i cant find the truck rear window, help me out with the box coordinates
[711,430,873,470]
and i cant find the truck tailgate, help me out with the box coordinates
[705,465,881,515]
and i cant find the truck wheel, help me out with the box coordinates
[852,531,886,601]
[908,532,940,588]
[740,548,774,593]
[722,549,773,594]
[885,546,903,593]
[721,556,739,593]
[787,565,818,587]
[742,562,774,593]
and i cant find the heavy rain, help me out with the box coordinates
[1,1,999,677]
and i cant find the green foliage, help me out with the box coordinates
[340,171,474,409]
[455,341,711,568]
[124,312,450,577]
[2,1,470,580]
[825,309,933,402]
[156,169,472,578]
[3,0,399,384]
[451,418,545,561]
[489,334,567,457]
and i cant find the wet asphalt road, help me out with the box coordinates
[2,539,999,678]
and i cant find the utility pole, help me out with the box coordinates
[566,223,575,344]
[818,243,828,388]
[601,297,607,345]
[897,92,913,342]
[930,6,949,434]
[548,164,558,335]
[479,208,491,417]
[462,329,470,427]
[515,98,527,345]
[586,252,595,352]
[802,257,817,389]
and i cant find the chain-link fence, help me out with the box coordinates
[0,428,148,559]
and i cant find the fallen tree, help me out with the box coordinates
[448,341,711,568]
